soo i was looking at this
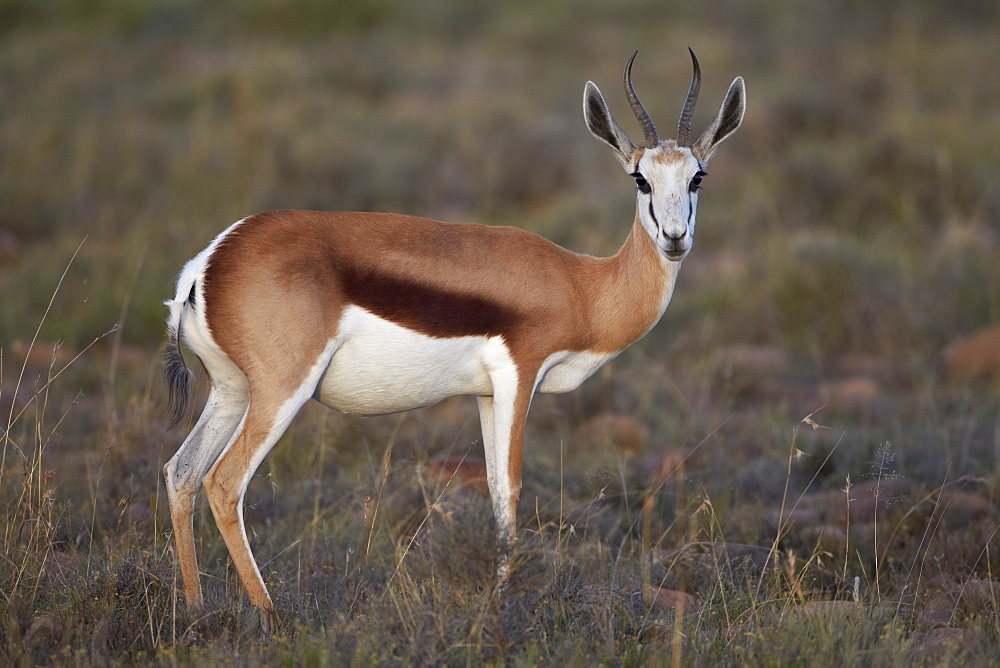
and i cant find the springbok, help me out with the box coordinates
[163,50,745,628]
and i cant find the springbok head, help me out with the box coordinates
[584,49,746,261]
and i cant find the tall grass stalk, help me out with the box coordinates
[2,238,86,486]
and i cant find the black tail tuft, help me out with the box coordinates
[164,325,192,430]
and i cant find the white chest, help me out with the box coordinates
[535,349,619,394]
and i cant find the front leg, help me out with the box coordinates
[477,395,520,544]
[481,359,535,571]
[477,395,499,516]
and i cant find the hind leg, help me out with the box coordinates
[202,396,302,630]
[203,342,337,629]
[164,379,249,609]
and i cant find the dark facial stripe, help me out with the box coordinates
[340,266,519,339]
[648,200,659,230]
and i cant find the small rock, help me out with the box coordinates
[796,488,849,518]
[426,455,489,496]
[11,340,75,369]
[628,449,697,483]
[941,491,995,525]
[848,477,914,498]
[794,478,914,525]
[943,326,1000,388]
[961,578,1000,600]
[648,587,699,612]
[821,376,879,408]
[928,577,1000,606]
[797,522,848,552]
[922,574,960,609]
[831,478,915,524]
[765,505,822,529]
[578,413,649,452]
[921,575,1000,617]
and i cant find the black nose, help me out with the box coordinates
[663,230,688,247]
[662,229,690,255]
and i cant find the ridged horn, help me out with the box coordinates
[623,51,658,148]
[676,47,701,147]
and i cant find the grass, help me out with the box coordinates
[2,0,1000,664]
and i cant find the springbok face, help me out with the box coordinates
[584,49,746,261]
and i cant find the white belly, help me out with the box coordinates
[315,306,499,415]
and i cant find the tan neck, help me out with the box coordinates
[586,214,680,353]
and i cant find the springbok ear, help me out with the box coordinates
[584,81,637,170]
[692,76,746,164]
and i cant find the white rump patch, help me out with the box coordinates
[169,217,251,394]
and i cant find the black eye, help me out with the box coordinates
[689,170,707,193]
[631,172,651,194]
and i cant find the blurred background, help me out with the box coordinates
[3,1,997,353]
[1,0,999,660]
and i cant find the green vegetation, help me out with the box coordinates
[2,0,999,664]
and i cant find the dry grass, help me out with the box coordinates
[2,1,999,664]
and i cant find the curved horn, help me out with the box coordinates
[623,51,658,148]
[676,47,701,147]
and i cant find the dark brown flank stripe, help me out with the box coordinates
[339,265,519,339]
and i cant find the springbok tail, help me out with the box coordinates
[164,296,193,429]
